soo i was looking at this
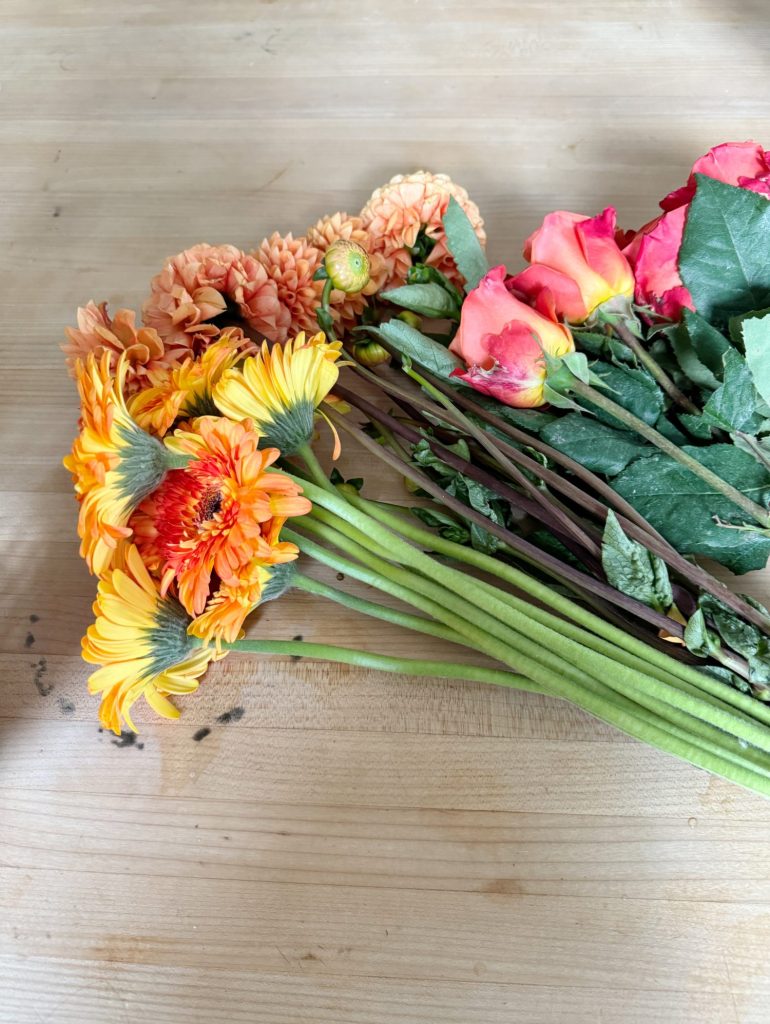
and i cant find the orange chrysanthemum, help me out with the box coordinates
[253,232,330,341]
[360,171,486,289]
[64,353,180,575]
[62,302,168,395]
[128,329,250,437]
[131,416,311,620]
[307,212,389,327]
[142,243,290,353]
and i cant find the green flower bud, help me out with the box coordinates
[352,340,390,368]
[397,310,422,330]
[324,240,370,294]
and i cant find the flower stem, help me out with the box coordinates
[611,319,700,415]
[297,443,335,493]
[568,378,770,527]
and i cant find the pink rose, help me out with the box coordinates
[508,208,634,323]
[625,141,770,320]
[448,265,574,408]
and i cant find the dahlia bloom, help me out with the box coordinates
[360,171,486,289]
[509,208,634,323]
[64,353,183,575]
[131,416,311,621]
[214,331,345,456]
[252,232,328,340]
[449,265,574,408]
[63,302,167,395]
[142,243,289,352]
[307,211,388,326]
[82,544,222,734]
[128,329,250,437]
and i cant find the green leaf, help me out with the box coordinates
[574,329,634,364]
[465,392,557,432]
[684,609,721,658]
[699,593,766,661]
[368,320,463,378]
[742,315,770,410]
[411,506,470,545]
[540,414,651,476]
[670,320,721,390]
[679,176,770,324]
[381,282,460,320]
[679,310,731,381]
[612,444,770,574]
[442,196,489,293]
[601,510,673,613]
[701,348,763,432]
[728,306,770,345]
[581,362,665,428]
[678,413,714,440]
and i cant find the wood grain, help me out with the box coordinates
[2,1,770,1021]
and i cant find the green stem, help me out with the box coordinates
[293,572,472,649]
[569,377,770,527]
[297,444,336,493]
[225,638,538,692]
[611,320,700,415]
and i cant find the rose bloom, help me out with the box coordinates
[624,141,770,319]
[508,208,634,323]
[448,265,574,407]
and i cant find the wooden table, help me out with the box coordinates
[3,2,770,1021]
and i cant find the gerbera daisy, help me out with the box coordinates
[82,544,222,734]
[63,352,187,575]
[360,170,486,289]
[213,331,344,456]
[131,416,310,618]
[128,329,250,437]
[62,302,167,395]
[252,232,329,341]
[142,243,290,353]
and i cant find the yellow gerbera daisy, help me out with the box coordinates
[128,330,249,437]
[64,352,187,575]
[213,331,344,456]
[82,544,223,734]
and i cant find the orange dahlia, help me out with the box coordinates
[128,329,250,437]
[82,544,222,734]
[64,352,186,575]
[252,232,329,341]
[360,171,486,289]
[63,302,167,395]
[142,243,290,353]
[131,416,311,620]
[307,212,388,327]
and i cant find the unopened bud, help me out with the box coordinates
[324,240,370,294]
[352,340,390,368]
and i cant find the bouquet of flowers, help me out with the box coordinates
[63,148,770,798]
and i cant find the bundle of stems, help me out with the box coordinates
[326,356,770,694]
[231,455,770,798]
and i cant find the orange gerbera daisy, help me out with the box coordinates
[128,329,250,437]
[142,243,290,353]
[131,416,311,619]
[82,544,222,734]
[62,302,168,395]
[360,170,486,289]
[64,352,186,575]
[252,232,330,341]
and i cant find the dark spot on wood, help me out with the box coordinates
[29,614,39,623]
[336,572,345,581]
[111,730,138,748]
[136,742,144,750]
[52,206,61,218]
[192,727,211,742]
[481,878,523,896]
[293,634,303,641]
[57,697,75,716]
[223,835,231,840]
[300,952,318,961]
[291,634,303,661]
[53,149,61,163]
[25,632,35,648]
[32,658,52,696]
[216,706,245,724]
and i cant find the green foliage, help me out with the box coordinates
[381,282,460,320]
[679,176,770,323]
[700,349,764,433]
[579,362,665,428]
[442,195,489,293]
[540,414,651,476]
[612,444,770,574]
[699,593,770,685]
[684,609,721,658]
[600,510,673,613]
[364,320,463,378]
[741,315,770,410]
